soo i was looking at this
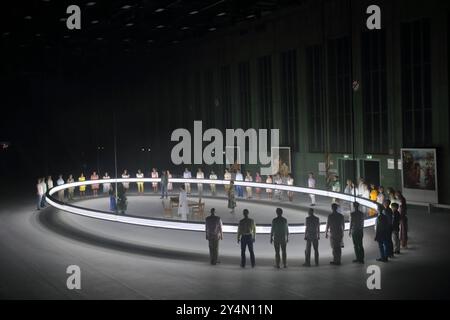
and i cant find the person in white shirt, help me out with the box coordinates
[344,179,355,213]
[56,175,65,201]
[266,175,273,199]
[224,169,231,194]
[36,178,44,210]
[183,168,192,194]
[235,170,244,198]
[40,177,48,207]
[344,179,355,196]
[275,174,283,200]
[209,171,218,196]
[196,168,204,198]
[357,178,365,197]
[102,172,111,194]
[67,174,75,200]
[47,176,54,190]
[167,170,173,193]
[178,185,189,220]
[308,172,316,206]
[151,168,159,193]
[121,170,130,191]
[136,169,144,194]
[286,174,294,202]
[245,171,253,199]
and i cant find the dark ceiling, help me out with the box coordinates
[1,0,304,55]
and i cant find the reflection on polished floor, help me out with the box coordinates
[1,187,450,299]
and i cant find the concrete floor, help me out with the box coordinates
[73,192,336,224]
[1,186,450,299]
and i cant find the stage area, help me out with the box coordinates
[72,193,336,224]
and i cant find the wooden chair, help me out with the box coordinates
[191,198,205,219]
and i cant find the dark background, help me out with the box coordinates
[1,0,449,204]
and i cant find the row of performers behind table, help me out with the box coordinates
[181,168,296,202]
[329,175,408,216]
[64,168,295,199]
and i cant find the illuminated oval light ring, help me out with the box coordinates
[47,178,378,234]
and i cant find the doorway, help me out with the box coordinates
[338,159,357,188]
[359,160,381,187]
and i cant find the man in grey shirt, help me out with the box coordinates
[205,208,223,265]
[304,208,320,267]
[326,203,345,265]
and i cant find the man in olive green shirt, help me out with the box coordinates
[270,208,289,268]
[237,209,256,268]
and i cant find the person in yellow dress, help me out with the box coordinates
[369,184,378,216]
[79,173,86,197]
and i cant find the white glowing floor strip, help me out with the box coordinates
[47,178,378,234]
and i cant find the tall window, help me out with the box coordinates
[306,45,325,152]
[220,65,232,129]
[181,72,191,127]
[327,37,352,153]
[194,71,202,120]
[361,30,388,154]
[401,19,432,147]
[280,50,299,151]
[258,55,273,129]
[238,61,251,128]
[204,69,214,128]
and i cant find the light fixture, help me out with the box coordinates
[86,1,96,6]
[181,26,189,30]
[24,16,32,20]
[209,27,216,31]
[156,24,164,29]
[121,4,132,9]
[155,8,165,13]
[246,14,256,19]
[91,20,99,24]
[217,12,226,17]
[126,22,134,27]
[189,10,198,15]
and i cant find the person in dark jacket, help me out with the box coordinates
[391,203,401,254]
[325,203,345,265]
[375,205,390,262]
[395,191,408,248]
[205,208,223,265]
[383,200,394,258]
[270,208,289,268]
[304,208,320,267]
[349,202,365,264]
[237,209,256,268]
